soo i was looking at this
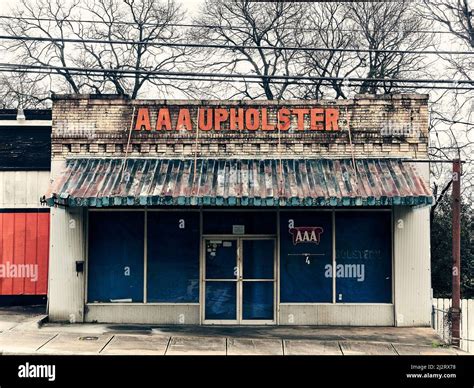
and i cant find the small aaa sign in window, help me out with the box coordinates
[280,211,333,303]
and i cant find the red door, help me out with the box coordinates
[0,211,49,295]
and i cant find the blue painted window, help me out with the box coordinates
[335,212,392,303]
[242,240,274,279]
[205,282,237,320]
[203,211,276,235]
[147,212,200,302]
[88,211,144,303]
[242,282,273,320]
[205,240,237,279]
[279,212,333,302]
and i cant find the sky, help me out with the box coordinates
[1,0,203,15]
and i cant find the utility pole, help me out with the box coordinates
[451,159,461,347]
[413,158,463,347]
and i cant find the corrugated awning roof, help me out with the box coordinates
[44,158,432,207]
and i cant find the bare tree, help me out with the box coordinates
[189,0,308,100]
[421,0,473,83]
[346,0,433,94]
[420,0,474,206]
[422,0,473,48]
[0,0,189,99]
[1,0,83,94]
[72,0,190,98]
[0,72,50,109]
[301,2,363,100]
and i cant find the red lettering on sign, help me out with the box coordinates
[199,108,213,131]
[156,108,172,130]
[214,109,229,130]
[135,107,151,131]
[133,106,340,132]
[176,109,192,130]
[292,109,310,130]
[229,108,244,130]
[325,108,339,131]
[261,108,275,131]
[310,108,324,130]
[245,108,260,130]
[277,108,291,131]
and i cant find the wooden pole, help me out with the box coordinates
[451,159,461,346]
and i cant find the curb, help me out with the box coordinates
[36,315,49,328]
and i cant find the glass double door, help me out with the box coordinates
[203,238,276,324]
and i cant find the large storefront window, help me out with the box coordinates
[88,211,144,303]
[335,212,392,303]
[147,211,200,302]
[280,211,333,303]
[87,209,392,306]
[279,210,393,304]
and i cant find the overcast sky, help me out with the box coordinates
[2,0,203,15]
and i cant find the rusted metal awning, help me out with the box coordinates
[44,158,432,207]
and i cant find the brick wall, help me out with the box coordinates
[51,94,429,160]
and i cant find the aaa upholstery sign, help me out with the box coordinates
[289,226,324,245]
[134,106,340,132]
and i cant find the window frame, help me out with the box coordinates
[85,208,201,306]
[278,208,394,306]
[84,207,394,307]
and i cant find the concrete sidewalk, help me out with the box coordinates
[0,306,468,356]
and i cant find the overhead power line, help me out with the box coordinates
[0,33,473,56]
[0,68,361,88]
[1,66,472,91]
[0,14,466,35]
[0,63,473,89]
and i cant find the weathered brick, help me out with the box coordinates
[51,94,429,160]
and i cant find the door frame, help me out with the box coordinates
[201,235,277,325]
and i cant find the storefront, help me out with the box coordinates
[44,94,433,326]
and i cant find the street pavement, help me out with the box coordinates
[0,306,468,356]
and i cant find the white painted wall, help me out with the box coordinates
[48,206,86,322]
[0,171,50,208]
[392,163,432,327]
[85,304,200,324]
[279,304,394,326]
[48,159,86,322]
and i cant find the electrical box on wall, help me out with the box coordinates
[75,261,84,273]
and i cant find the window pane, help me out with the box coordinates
[147,212,200,303]
[203,211,276,235]
[205,282,236,320]
[88,211,144,303]
[205,240,237,279]
[242,282,273,320]
[242,239,274,279]
[335,212,392,303]
[280,211,333,303]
